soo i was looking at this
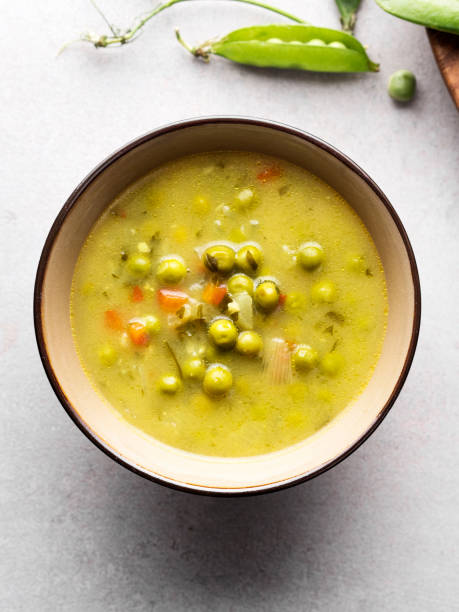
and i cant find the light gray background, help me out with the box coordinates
[1,0,458,610]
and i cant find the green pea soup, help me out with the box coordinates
[71,151,387,457]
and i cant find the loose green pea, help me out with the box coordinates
[297,242,324,270]
[143,315,161,334]
[182,358,206,381]
[98,344,117,367]
[156,256,187,285]
[203,244,235,275]
[388,70,416,102]
[321,352,345,376]
[311,280,337,303]
[208,317,238,350]
[306,39,326,46]
[292,344,318,371]
[328,41,346,49]
[227,273,254,296]
[254,280,280,311]
[158,374,182,394]
[236,331,263,357]
[203,364,233,396]
[235,243,263,275]
[126,253,151,277]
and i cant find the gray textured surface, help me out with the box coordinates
[1,0,458,610]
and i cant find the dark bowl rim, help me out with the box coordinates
[34,116,421,497]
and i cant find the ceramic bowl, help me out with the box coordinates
[34,117,421,495]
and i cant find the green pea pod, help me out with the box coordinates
[375,0,459,35]
[335,0,362,33]
[179,25,379,72]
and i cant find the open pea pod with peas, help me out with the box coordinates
[177,24,379,73]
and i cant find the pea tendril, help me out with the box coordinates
[65,0,305,51]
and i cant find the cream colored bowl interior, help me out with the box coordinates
[40,121,417,493]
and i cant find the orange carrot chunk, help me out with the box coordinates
[104,309,123,331]
[131,285,144,302]
[127,320,149,346]
[202,283,227,306]
[257,164,282,182]
[157,289,188,313]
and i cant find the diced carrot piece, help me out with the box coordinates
[202,283,227,306]
[131,285,144,303]
[257,164,282,182]
[278,293,287,307]
[157,289,189,313]
[104,309,123,331]
[127,320,149,346]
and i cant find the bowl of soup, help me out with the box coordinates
[34,117,420,495]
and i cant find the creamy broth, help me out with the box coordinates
[71,152,387,457]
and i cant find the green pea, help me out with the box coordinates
[126,253,151,277]
[98,344,117,367]
[235,243,263,275]
[208,317,238,350]
[254,279,280,311]
[311,280,337,303]
[292,344,318,371]
[158,374,182,394]
[388,70,416,102]
[203,364,233,396]
[328,41,346,49]
[203,244,235,275]
[320,352,345,376]
[156,256,186,285]
[306,39,326,46]
[297,242,324,270]
[227,273,254,296]
[236,331,263,357]
[182,358,206,381]
[143,315,161,334]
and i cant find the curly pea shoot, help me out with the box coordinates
[71,151,387,457]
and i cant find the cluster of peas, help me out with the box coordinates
[157,241,276,397]
[99,232,348,396]
[265,37,348,49]
[151,238,342,397]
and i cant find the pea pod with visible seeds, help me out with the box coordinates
[176,24,379,73]
[375,0,459,35]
